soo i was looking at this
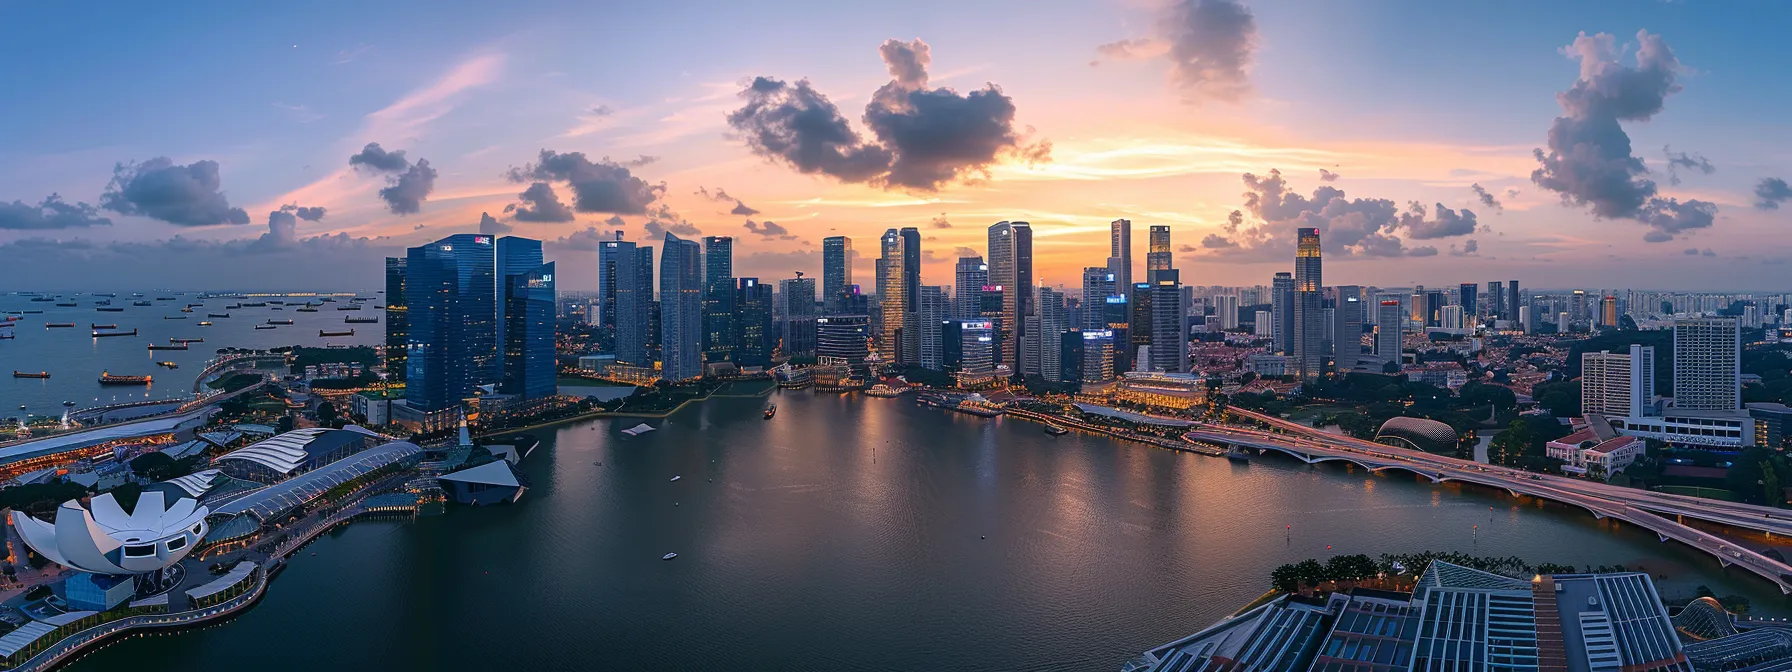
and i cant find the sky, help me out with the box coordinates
[2,0,1789,293]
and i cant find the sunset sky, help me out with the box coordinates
[2,0,1789,292]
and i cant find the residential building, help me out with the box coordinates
[1253,310,1273,337]
[1582,345,1655,418]
[1674,318,1741,411]
[404,234,496,412]
[596,235,631,353]
[1214,294,1240,330]
[659,233,704,381]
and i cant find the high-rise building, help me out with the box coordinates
[1108,218,1132,299]
[495,236,543,383]
[1146,225,1172,282]
[778,276,817,357]
[953,319,995,376]
[614,243,653,365]
[1215,294,1241,330]
[1150,271,1187,373]
[917,285,947,370]
[735,278,774,367]
[383,257,408,383]
[701,236,736,363]
[815,315,870,365]
[987,221,1032,374]
[822,236,853,313]
[1673,318,1741,411]
[1082,267,1116,331]
[1129,281,1153,367]
[501,260,555,400]
[1570,290,1588,327]
[954,257,986,320]
[1441,305,1464,330]
[1375,297,1403,368]
[1272,272,1294,355]
[659,233,704,381]
[596,234,631,353]
[1458,283,1477,319]
[1332,286,1362,362]
[404,234,497,412]
[1081,329,1116,387]
[1508,280,1522,325]
[900,227,920,312]
[1424,290,1446,328]
[1034,287,1067,382]
[1254,310,1273,337]
[1583,345,1655,418]
[878,229,908,364]
[1487,281,1504,320]
[1293,228,1324,380]
[1602,295,1619,328]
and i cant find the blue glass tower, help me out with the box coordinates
[495,236,544,382]
[405,234,497,412]
[660,233,703,381]
[503,261,556,400]
[702,236,735,363]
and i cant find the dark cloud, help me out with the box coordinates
[247,205,327,253]
[0,194,112,230]
[347,142,410,172]
[589,105,614,117]
[1661,145,1714,185]
[1505,188,1520,199]
[99,158,250,226]
[479,212,512,235]
[1399,202,1479,239]
[697,186,760,216]
[743,219,796,240]
[504,182,576,222]
[292,206,326,221]
[1224,209,1243,233]
[1201,233,1238,249]
[1683,247,1699,256]
[641,203,700,239]
[349,143,438,215]
[1407,246,1439,257]
[1450,239,1479,257]
[625,155,659,168]
[1470,183,1503,212]
[1176,244,1197,253]
[727,38,1050,192]
[1161,0,1257,102]
[930,213,951,229]
[1755,177,1792,210]
[1530,30,1718,242]
[508,150,664,214]
[1318,168,1340,182]
[1095,38,1156,61]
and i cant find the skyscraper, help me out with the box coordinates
[495,236,543,383]
[1601,295,1618,328]
[404,234,497,412]
[1146,225,1172,282]
[596,233,631,352]
[878,229,907,364]
[1487,281,1504,320]
[815,315,869,365]
[1033,287,1067,381]
[987,221,1032,374]
[918,285,947,370]
[1272,272,1294,355]
[1108,218,1132,299]
[1331,286,1361,362]
[1375,297,1403,368]
[1215,294,1241,330]
[702,236,736,363]
[1082,267,1116,331]
[383,257,407,383]
[1150,271,1187,373]
[660,233,703,381]
[954,256,986,320]
[1080,329,1116,387]
[1458,283,1478,318]
[1508,280,1522,326]
[1673,318,1741,411]
[1583,345,1654,418]
[1293,227,1324,380]
[502,260,556,400]
[822,236,853,313]
[1129,281,1153,368]
[613,241,652,366]
[900,227,920,312]
[778,276,817,356]
[735,278,774,367]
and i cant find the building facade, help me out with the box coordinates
[501,260,556,400]
[1674,318,1741,411]
[702,236,736,363]
[822,236,852,314]
[383,257,407,382]
[659,233,704,381]
[1582,345,1655,418]
[404,234,497,412]
[1292,228,1324,380]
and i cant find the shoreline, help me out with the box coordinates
[479,380,776,437]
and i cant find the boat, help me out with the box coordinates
[154,296,175,301]
[92,328,137,337]
[1225,447,1252,462]
[96,307,124,312]
[225,304,242,309]
[267,319,293,325]
[240,302,266,307]
[620,423,656,436]
[96,293,115,298]
[662,553,678,561]
[208,313,230,318]
[336,304,362,311]
[268,300,284,305]
[254,325,277,330]
[54,302,77,307]
[90,323,116,330]
[270,306,284,311]
[198,321,213,326]
[670,476,681,482]
[163,315,187,320]
[95,299,111,306]
[1044,425,1069,436]
[186,303,203,308]
[98,371,151,385]
[296,307,319,313]
[147,344,188,351]
[29,297,54,302]
[180,307,193,313]
[45,323,76,328]
[171,337,203,344]
[21,310,42,314]
[763,404,777,419]
[12,371,49,379]
[345,316,378,324]
[156,361,179,369]
[62,401,75,407]
[319,329,355,337]
[131,301,152,307]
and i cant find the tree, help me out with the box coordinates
[317,401,339,427]
[277,414,296,433]
[1382,360,1400,374]
[1271,564,1301,593]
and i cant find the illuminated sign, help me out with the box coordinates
[1106,274,1115,281]
[1083,330,1113,339]
[473,236,492,245]
[1105,296,1127,304]
[982,285,1003,292]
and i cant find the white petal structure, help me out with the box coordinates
[11,491,209,575]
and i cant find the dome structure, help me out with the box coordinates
[1374,417,1460,454]
[10,490,209,575]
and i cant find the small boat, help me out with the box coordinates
[54,301,77,307]
[296,307,319,313]
[45,322,76,328]
[198,321,213,326]
[92,328,137,337]
[267,319,293,325]
[662,553,678,561]
[154,296,175,301]
[1044,425,1069,436]
[669,476,681,482]
[764,404,777,419]
[225,304,243,309]
[336,304,362,311]
[186,303,203,308]
[62,401,75,407]
[96,307,124,312]
[1225,447,1252,462]
[21,310,42,314]
[90,323,116,330]
[147,344,188,351]
[12,371,50,379]
[98,371,151,385]
[156,361,179,369]
[319,329,355,337]
[180,307,193,313]
[271,306,284,311]
[29,297,54,302]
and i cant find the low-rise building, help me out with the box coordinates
[1245,354,1289,377]
[1546,420,1646,479]
[1114,371,1206,411]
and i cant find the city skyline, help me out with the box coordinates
[2,1,1791,291]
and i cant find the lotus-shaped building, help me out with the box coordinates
[10,489,209,576]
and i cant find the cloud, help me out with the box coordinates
[348,142,438,215]
[551,225,610,251]
[1224,209,1242,233]
[953,246,979,257]
[246,204,328,252]
[1683,247,1699,255]
[1318,169,1340,182]
[479,212,512,235]
[504,182,575,222]
[589,105,614,117]
[291,206,326,221]
[1202,168,1463,260]
[930,213,951,229]
[0,194,112,230]
[1470,183,1503,212]
[1450,239,1480,256]
[1399,202,1479,239]
[1095,38,1161,61]
[696,186,760,216]
[1755,177,1792,210]
[1407,246,1439,257]
[507,150,664,214]
[0,233,389,290]
[1176,244,1197,253]
[99,158,250,226]
[743,219,796,240]
[1160,0,1258,102]
[625,155,659,168]
[1201,233,1239,249]
[1661,145,1714,185]
[727,38,1050,192]
[1530,30,1718,242]
[642,203,700,239]
[1505,188,1520,199]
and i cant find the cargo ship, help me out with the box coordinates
[225,304,242,309]
[98,371,151,385]
[267,319,293,325]
[319,329,355,337]
[90,323,116,330]
[12,371,49,379]
[29,296,54,302]
[147,344,188,351]
[45,323,76,328]
[254,324,277,330]
[336,304,362,311]
[163,315,187,320]
[344,316,379,324]
[132,300,153,307]
[54,302,77,307]
[92,328,137,337]
[198,321,213,326]
[240,302,266,307]
[208,313,230,318]
[171,337,203,344]
[96,306,124,312]
[157,361,179,369]
[296,307,319,313]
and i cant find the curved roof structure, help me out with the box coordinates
[213,440,422,522]
[10,490,209,575]
[214,426,381,476]
[1375,417,1460,454]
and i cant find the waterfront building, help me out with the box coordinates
[950,319,998,388]
[502,260,556,400]
[215,427,379,483]
[1082,267,1117,330]
[822,236,853,313]
[1108,218,1132,298]
[614,242,654,366]
[1033,286,1067,382]
[1214,293,1240,331]
[11,481,216,605]
[660,233,704,381]
[1582,345,1655,418]
[955,257,986,320]
[1375,297,1403,368]
[878,229,908,364]
[1114,371,1204,410]
[987,221,1033,374]
[384,256,407,382]
[495,236,543,383]
[735,278,774,368]
[702,236,736,363]
[917,285,947,370]
[1292,228,1323,380]
[1149,271,1187,374]
[1130,282,1153,368]
[405,233,497,413]
[1272,272,1294,355]
[779,276,817,356]
[439,459,530,505]
[815,315,870,365]
[1674,318,1741,411]
[1079,329,1116,393]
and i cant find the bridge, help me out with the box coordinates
[1195,407,1792,594]
[189,353,288,394]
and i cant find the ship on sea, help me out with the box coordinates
[319,329,355,337]
[91,328,137,337]
[254,324,276,330]
[12,371,49,379]
[267,319,294,325]
[208,313,230,318]
[90,323,115,330]
[45,323,76,328]
[171,337,203,344]
[336,304,362,311]
[132,300,152,307]
[344,316,378,324]
[54,302,77,307]
[147,344,188,351]
[297,307,319,313]
[98,371,151,385]
[96,306,124,312]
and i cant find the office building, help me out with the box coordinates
[1080,329,1116,390]
[987,221,1033,374]
[1214,294,1240,330]
[1487,280,1504,319]
[1146,225,1171,282]
[1331,286,1361,362]
[659,233,704,381]
[1571,290,1589,327]
[1674,318,1741,411]
[815,315,870,365]
[951,318,995,375]
[1518,305,1532,333]
[733,278,774,368]
[1271,272,1294,355]
[900,227,920,312]
[404,234,497,412]
[1424,290,1445,328]
[1082,267,1117,330]
[1108,218,1132,298]
[1602,295,1618,328]
[822,236,853,313]
[778,276,817,357]
[1034,287,1067,382]
[917,285,947,370]
[1129,282,1153,367]
[1583,345,1655,418]
[596,235,630,353]
[701,236,736,363]
[955,256,986,320]
[495,236,543,383]
[383,257,407,382]
[1508,280,1521,325]
[1292,228,1323,380]
[1375,297,1403,367]
[1150,271,1187,374]
[878,229,908,364]
[613,242,653,366]
[1458,282,1477,318]
[501,260,556,400]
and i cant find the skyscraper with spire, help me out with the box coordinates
[1293,227,1324,380]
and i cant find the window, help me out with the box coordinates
[166,536,187,551]
[192,523,204,535]
[124,544,156,558]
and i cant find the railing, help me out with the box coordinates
[12,570,268,672]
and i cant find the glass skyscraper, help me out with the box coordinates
[660,233,703,381]
[1293,228,1324,380]
[384,257,408,383]
[702,236,736,363]
[735,278,774,367]
[954,256,986,320]
[405,234,497,412]
[503,261,556,400]
[495,237,543,383]
[822,236,852,314]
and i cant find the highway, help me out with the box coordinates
[1196,407,1792,594]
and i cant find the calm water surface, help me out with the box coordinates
[67,391,1788,672]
